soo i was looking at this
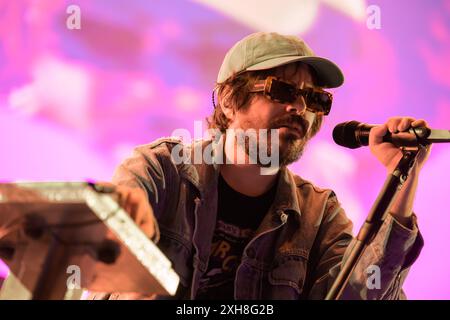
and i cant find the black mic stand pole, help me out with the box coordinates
[325,146,424,300]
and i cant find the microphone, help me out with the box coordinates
[332,120,450,149]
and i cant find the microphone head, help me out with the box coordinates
[332,121,363,149]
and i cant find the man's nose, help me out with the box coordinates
[285,96,307,115]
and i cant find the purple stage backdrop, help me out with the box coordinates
[0,0,449,299]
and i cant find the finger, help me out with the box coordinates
[129,200,140,222]
[141,221,155,239]
[386,117,403,133]
[114,185,128,207]
[411,119,428,127]
[123,190,135,219]
[131,189,148,222]
[369,123,388,145]
[127,189,155,238]
[136,204,155,238]
[121,192,132,213]
[398,117,416,132]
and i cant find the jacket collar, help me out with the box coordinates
[272,166,302,217]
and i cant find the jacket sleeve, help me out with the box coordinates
[306,191,424,300]
[111,139,183,243]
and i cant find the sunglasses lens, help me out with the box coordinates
[308,91,332,115]
[262,78,332,115]
[268,79,297,103]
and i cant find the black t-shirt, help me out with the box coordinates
[195,174,277,300]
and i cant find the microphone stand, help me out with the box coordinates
[325,146,423,300]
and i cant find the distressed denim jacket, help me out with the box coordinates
[98,137,423,300]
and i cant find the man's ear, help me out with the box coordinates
[220,103,235,122]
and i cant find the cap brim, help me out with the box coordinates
[245,55,344,88]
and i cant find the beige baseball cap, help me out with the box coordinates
[217,32,344,88]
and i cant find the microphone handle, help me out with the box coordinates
[356,124,431,147]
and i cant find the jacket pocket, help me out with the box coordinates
[267,253,307,299]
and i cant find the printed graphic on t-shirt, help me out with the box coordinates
[195,174,277,300]
[196,219,253,299]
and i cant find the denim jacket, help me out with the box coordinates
[95,137,423,300]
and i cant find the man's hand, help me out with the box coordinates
[368,116,432,226]
[114,185,156,239]
[95,183,156,239]
[369,117,432,174]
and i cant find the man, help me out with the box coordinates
[99,32,430,299]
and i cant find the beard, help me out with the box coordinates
[240,114,311,167]
[277,132,309,166]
